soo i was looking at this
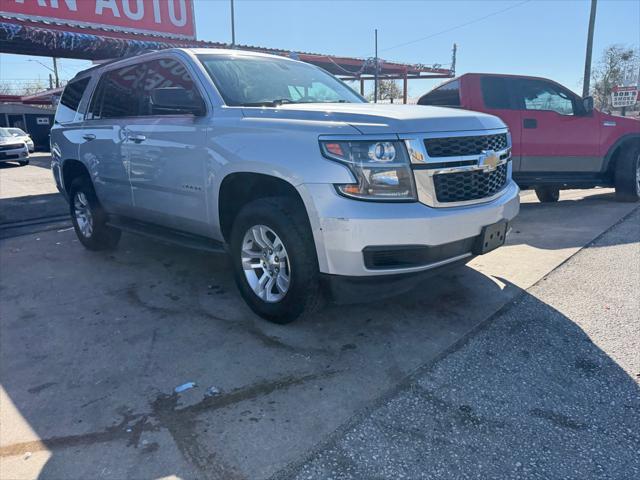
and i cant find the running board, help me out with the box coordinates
[107,216,227,254]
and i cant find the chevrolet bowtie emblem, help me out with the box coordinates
[479,150,499,170]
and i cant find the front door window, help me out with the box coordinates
[519,80,575,116]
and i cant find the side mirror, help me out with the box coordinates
[150,87,206,116]
[582,96,594,114]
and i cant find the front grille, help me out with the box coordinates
[424,133,508,157]
[0,143,23,151]
[433,163,508,203]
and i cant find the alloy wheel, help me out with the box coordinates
[74,192,94,238]
[241,225,291,303]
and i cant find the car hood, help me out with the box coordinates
[0,138,21,145]
[241,103,506,134]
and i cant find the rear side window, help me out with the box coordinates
[89,63,146,119]
[418,80,461,107]
[87,59,201,119]
[481,77,512,109]
[55,77,90,124]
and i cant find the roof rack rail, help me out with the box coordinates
[73,48,161,78]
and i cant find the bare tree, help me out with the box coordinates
[0,80,50,96]
[590,44,639,110]
[368,79,402,102]
[0,83,13,95]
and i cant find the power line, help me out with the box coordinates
[377,0,532,54]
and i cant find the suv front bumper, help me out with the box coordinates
[301,180,520,277]
[0,145,29,163]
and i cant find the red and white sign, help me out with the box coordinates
[611,85,639,108]
[0,0,196,40]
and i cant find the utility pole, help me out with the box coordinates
[230,0,236,47]
[49,74,54,90]
[582,0,597,98]
[52,57,60,88]
[451,43,457,76]
[374,29,378,104]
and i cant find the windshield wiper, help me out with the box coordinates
[238,98,352,107]
[271,98,296,106]
[238,98,297,107]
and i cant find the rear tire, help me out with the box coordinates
[229,196,323,324]
[534,186,560,203]
[614,145,640,202]
[69,177,121,250]
[19,160,29,166]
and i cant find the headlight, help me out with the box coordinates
[320,140,417,201]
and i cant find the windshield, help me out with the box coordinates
[0,128,13,138]
[197,54,365,107]
[7,128,25,136]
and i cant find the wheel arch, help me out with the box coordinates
[603,134,640,174]
[61,159,91,196]
[217,172,311,242]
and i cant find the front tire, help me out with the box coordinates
[614,145,640,202]
[18,160,29,166]
[534,186,560,203]
[69,178,121,250]
[229,197,323,324]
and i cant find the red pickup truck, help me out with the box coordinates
[418,73,640,202]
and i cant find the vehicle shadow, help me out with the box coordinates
[507,191,639,250]
[1,231,638,479]
[0,193,68,226]
[0,154,51,171]
[0,162,23,170]
[25,154,53,170]
[284,274,640,478]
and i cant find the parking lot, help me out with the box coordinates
[1,154,639,479]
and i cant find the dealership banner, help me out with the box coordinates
[0,0,196,40]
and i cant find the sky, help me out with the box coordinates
[1,0,639,98]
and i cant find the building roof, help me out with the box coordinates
[0,103,56,114]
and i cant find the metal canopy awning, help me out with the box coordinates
[0,18,454,104]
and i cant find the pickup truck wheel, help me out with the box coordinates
[614,145,640,202]
[534,186,560,203]
[230,197,323,324]
[69,178,121,250]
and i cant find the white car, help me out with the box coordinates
[0,127,30,166]
[50,48,519,323]
[6,127,35,152]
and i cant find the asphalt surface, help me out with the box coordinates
[1,153,639,479]
[284,209,640,480]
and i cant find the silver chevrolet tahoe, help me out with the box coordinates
[50,48,520,323]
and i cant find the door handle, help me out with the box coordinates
[82,134,96,141]
[523,118,537,129]
[128,134,147,144]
